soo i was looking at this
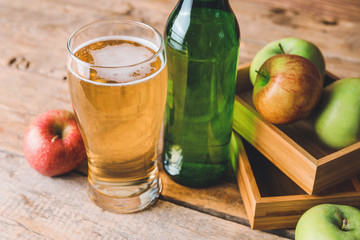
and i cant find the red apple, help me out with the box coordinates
[253,54,323,124]
[23,109,86,176]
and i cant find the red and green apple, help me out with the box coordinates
[253,54,323,124]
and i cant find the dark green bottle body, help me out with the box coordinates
[163,0,240,187]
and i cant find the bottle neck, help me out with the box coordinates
[178,0,229,9]
[193,0,226,2]
[180,0,228,4]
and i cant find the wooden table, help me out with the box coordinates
[1,0,359,239]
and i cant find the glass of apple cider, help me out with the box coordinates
[67,19,167,213]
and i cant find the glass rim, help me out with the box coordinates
[67,18,165,69]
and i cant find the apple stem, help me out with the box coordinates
[279,43,286,54]
[255,70,267,79]
[342,218,347,230]
[51,135,59,142]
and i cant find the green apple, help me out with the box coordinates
[295,204,360,240]
[314,78,360,149]
[250,37,326,85]
[253,54,323,124]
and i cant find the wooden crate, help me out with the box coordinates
[235,134,360,230]
[233,63,360,195]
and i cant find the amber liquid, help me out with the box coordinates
[67,37,167,211]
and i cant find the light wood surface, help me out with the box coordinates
[0,0,359,239]
[0,150,286,240]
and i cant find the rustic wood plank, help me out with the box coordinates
[0,0,359,81]
[0,150,288,240]
[0,67,72,155]
[160,165,248,224]
[0,0,358,238]
[245,0,360,22]
[230,0,360,78]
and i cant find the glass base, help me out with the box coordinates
[87,177,162,213]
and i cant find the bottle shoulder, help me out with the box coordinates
[165,7,240,55]
[165,8,240,48]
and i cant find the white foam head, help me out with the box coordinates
[91,43,154,67]
[75,36,160,83]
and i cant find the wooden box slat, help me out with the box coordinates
[233,63,360,194]
[235,133,360,230]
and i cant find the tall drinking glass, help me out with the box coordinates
[67,19,167,213]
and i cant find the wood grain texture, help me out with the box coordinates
[233,95,317,194]
[0,150,289,240]
[0,0,359,238]
[246,0,360,22]
[231,0,360,79]
[236,134,360,230]
[314,142,360,192]
[160,166,250,225]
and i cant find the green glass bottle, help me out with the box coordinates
[163,0,240,187]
